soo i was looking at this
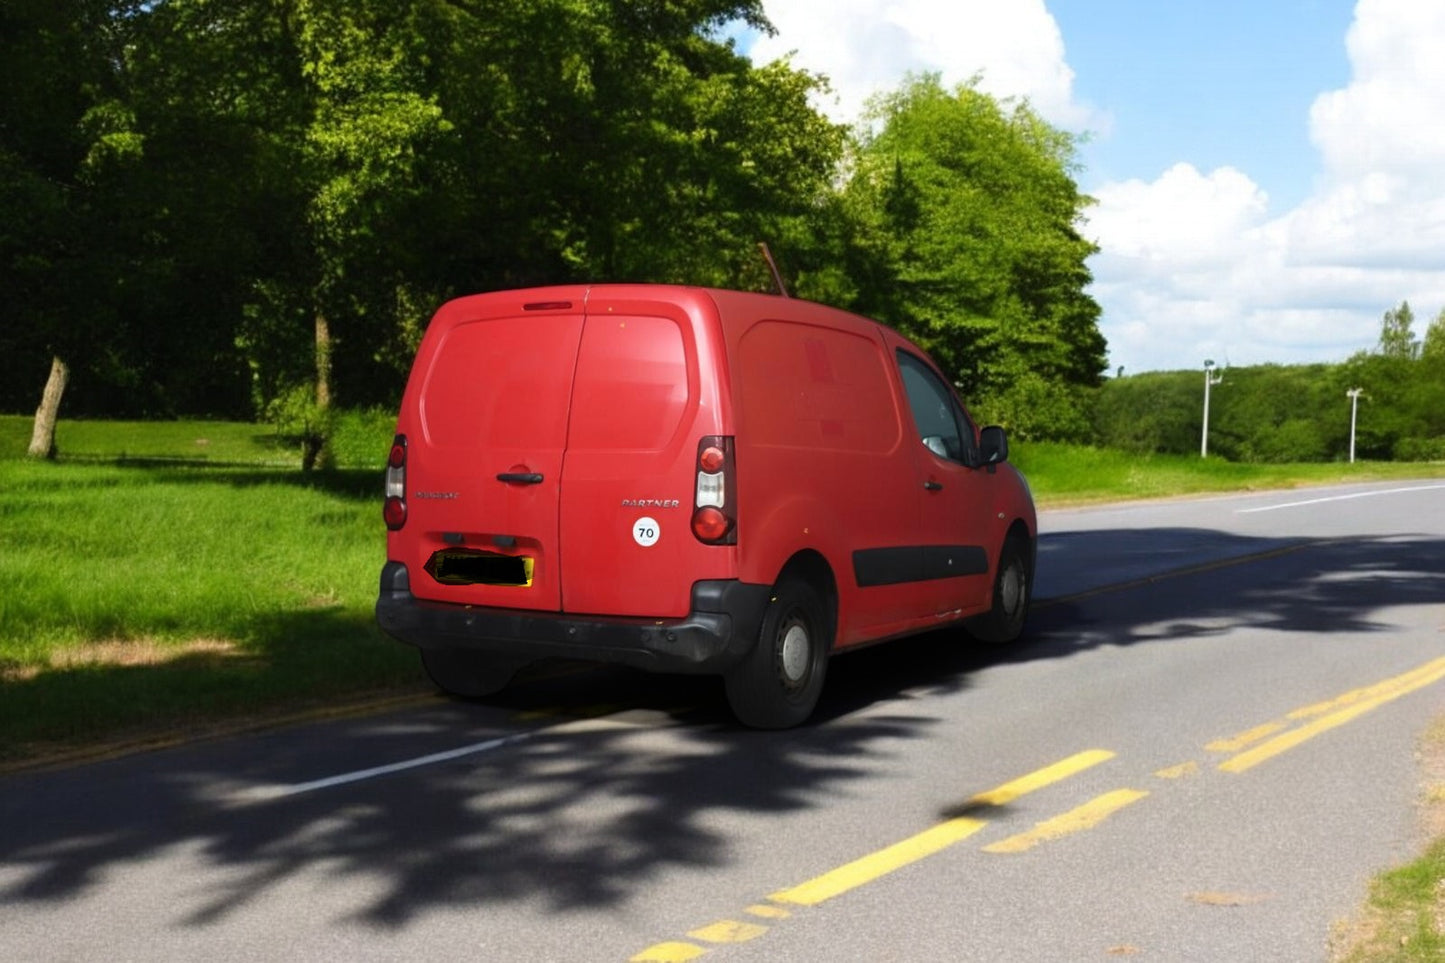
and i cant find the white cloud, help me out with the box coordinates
[750,0,1445,375]
[1309,0,1445,178]
[1087,0,1445,372]
[1088,165,1269,264]
[750,0,1101,129]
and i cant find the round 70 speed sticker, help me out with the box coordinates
[633,516,661,547]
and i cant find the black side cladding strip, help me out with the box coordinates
[853,545,990,587]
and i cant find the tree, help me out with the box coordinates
[1,0,147,456]
[1093,371,1204,455]
[1378,300,1419,360]
[1422,307,1445,362]
[148,0,811,466]
[832,74,1106,440]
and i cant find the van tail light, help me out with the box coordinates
[384,434,407,530]
[692,435,736,544]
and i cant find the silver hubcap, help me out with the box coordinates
[779,622,810,685]
[999,563,1024,615]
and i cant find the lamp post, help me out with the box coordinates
[1201,359,1223,457]
[1347,387,1364,463]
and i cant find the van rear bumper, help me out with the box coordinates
[375,561,769,673]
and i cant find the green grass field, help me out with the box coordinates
[4,413,1445,764]
[0,413,419,762]
[1012,441,1445,505]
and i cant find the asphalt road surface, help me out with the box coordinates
[4,480,1445,962]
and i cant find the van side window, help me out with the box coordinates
[896,351,977,466]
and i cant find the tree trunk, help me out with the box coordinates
[315,311,332,411]
[303,311,335,471]
[27,355,70,460]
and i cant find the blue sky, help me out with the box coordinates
[738,1,1445,374]
[1052,0,1353,210]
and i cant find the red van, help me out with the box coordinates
[376,285,1036,727]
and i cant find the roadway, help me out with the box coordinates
[3,480,1444,961]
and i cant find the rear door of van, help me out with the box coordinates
[398,290,588,614]
[397,286,729,620]
[558,288,732,618]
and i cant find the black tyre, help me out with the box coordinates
[724,578,831,729]
[966,535,1031,644]
[420,648,519,698]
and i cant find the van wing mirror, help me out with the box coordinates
[979,426,1009,466]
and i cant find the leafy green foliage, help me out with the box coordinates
[1093,371,1201,455]
[826,75,1105,441]
[1094,349,1445,464]
[1378,300,1420,360]
[1423,308,1445,361]
[0,0,151,412]
[4,5,1103,459]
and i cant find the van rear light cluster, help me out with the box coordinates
[384,434,407,530]
[692,435,736,544]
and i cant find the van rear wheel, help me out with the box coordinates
[420,648,518,698]
[724,579,830,729]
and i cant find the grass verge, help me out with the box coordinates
[0,445,421,765]
[1,421,1442,760]
[1331,717,1445,961]
[1013,442,1445,505]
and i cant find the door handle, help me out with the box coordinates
[923,480,943,491]
[497,472,544,485]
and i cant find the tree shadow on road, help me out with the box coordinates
[0,663,944,932]
[2,527,1442,937]
[1020,528,1445,661]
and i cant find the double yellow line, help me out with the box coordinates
[630,654,1445,962]
[1213,655,1445,773]
[631,750,1142,962]
[769,749,1123,907]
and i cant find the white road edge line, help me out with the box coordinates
[257,732,534,799]
[1236,484,1445,514]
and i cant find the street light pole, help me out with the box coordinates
[1347,387,1364,463]
[1201,359,1223,457]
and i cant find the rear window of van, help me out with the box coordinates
[567,314,691,451]
[420,316,580,450]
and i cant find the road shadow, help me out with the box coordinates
[47,457,382,500]
[2,526,1443,932]
[1018,528,1445,662]
[0,672,940,929]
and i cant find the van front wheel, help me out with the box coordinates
[420,649,518,698]
[725,579,830,729]
[966,535,1031,644]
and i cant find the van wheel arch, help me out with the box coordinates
[724,552,837,729]
[774,551,838,641]
[966,522,1034,644]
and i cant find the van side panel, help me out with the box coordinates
[726,300,937,647]
[558,289,734,617]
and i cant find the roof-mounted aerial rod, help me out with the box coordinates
[757,242,791,297]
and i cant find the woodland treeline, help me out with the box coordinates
[5,2,1438,466]
[1097,302,1445,462]
[2,0,1103,464]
